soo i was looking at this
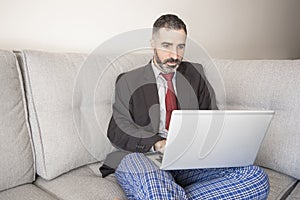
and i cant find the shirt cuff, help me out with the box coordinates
[158,129,168,138]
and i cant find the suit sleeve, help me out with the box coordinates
[107,74,164,153]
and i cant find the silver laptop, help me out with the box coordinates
[147,110,274,170]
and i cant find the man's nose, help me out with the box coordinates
[169,49,178,60]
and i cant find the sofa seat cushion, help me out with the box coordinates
[0,184,59,200]
[286,182,300,199]
[0,50,35,191]
[34,162,126,200]
[262,168,298,200]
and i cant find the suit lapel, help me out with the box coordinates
[141,64,160,132]
[176,63,199,109]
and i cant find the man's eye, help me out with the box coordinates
[178,45,185,49]
[162,44,170,48]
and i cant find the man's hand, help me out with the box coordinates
[154,140,166,153]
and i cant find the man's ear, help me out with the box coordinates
[150,39,155,50]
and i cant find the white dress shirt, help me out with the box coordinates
[151,60,177,138]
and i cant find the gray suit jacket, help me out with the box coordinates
[107,62,217,152]
[100,61,217,176]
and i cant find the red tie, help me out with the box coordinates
[161,73,177,130]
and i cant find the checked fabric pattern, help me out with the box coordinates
[115,153,270,200]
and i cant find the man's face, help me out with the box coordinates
[151,28,187,73]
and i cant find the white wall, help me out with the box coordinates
[0,0,299,59]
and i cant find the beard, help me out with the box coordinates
[153,49,182,74]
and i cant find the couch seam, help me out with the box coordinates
[33,182,65,200]
[20,50,48,178]
[13,50,37,183]
[280,180,299,200]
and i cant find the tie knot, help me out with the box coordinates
[161,72,174,81]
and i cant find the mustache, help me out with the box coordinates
[162,58,180,65]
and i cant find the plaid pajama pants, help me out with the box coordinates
[115,153,269,200]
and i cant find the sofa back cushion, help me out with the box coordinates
[0,50,35,191]
[208,59,300,179]
[19,50,116,180]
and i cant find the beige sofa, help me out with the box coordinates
[0,49,299,199]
